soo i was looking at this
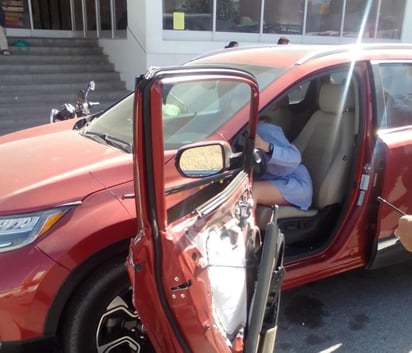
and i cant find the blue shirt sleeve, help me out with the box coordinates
[256,121,302,178]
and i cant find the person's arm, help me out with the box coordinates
[255,132,301,176]
[269,141,301,169]
[396,215,412,252]
[256,122,302,174]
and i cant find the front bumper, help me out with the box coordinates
[0,245,69,344]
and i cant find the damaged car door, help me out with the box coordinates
[128,66,285,353]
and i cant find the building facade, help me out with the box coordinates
[3,0,412,90]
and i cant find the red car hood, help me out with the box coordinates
[0,123,133,214]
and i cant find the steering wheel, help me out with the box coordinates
[253,149,267,178]
[232,129,267,178]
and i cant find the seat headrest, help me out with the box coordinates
[319,83,355,114]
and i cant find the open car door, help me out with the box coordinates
[368,129,412,268]
[127,66,285,353]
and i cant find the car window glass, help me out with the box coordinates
[330,71,350,84]
[257,67,356,142]
[190,61,286,92]
[163,79,251,150]
[84,93,134,145]
[288,81,310,104]
[377,62,412,128]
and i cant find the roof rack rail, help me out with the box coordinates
[296,43,412,66]
[295,47,348,65]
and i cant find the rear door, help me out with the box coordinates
[368,61,412,267]
[127,66,285,353]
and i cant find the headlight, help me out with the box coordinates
[0,206,73,253]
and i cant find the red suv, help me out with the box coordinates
[1,44,411,353]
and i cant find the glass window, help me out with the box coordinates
[263,0,303,35]
[378,63,412,129]
[86,0,97,30]
[97,0,127,36]
[287,81,310,104]
[376,0,405,39]
[218,0,262,33]
[72,0,127,35]
[163,80,251,149]
[84,93,134,147]
[163,0,212,30]
[31,0,72,30]
[2,0,29,28]
[342,0,378,38]
[215,0,241,32]
[73,0,84,31]
[216,0,263,33]
[190,62,286,91]
[306,0,341,36]
[116,0,127,30]
[100,0,113,30]
[162,0,407,39]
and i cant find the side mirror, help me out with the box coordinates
[175,141,233,178]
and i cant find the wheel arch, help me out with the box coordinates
[44,238,130,337]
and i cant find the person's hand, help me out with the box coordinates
[396,214,412,252]
[255,134,270,153]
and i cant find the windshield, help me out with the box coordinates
[80,63,284,152]
[80,93,134,149]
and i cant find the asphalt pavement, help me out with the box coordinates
[275,260,412,353]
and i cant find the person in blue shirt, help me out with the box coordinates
[253,116,312,211]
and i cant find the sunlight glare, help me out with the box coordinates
[319,343,343,353]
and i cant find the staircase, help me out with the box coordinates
[0,37,130,136]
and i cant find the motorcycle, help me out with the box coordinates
[50,80,100,123]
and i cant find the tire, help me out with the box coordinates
[61,258,155,353]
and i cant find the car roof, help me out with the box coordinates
[190,43,412,69]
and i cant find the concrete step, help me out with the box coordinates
[0,98,124,119]
[0,71,121,84]
[0,89,130,106]
[0,54,111,65]
[8,37,100,48]
[0,81,127,96]
[0,62,115,74]
[7,45,104,56]
[0,92,130,136]
[0,37,128,135]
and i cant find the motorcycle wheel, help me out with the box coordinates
[61,258,155,353]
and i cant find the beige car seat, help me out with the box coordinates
[256,82,356,240]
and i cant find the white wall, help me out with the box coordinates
[99,0,150,90]
[142,1,226,67]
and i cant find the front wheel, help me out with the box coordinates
[61,259,155,353]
